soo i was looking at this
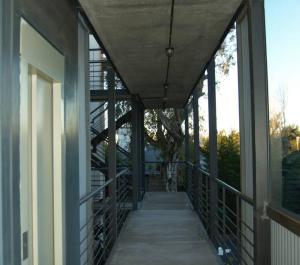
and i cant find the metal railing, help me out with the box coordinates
[79,168,132,265]
[187,163,255,265]
[89,48,125,91]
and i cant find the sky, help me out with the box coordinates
[265,0,300,126]
[198,31,240,136]
[198,0,300,135]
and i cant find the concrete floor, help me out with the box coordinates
[106,192,220,265]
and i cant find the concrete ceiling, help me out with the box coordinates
[80,0,242,108]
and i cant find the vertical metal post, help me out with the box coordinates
[140,107,145,197]
[248,1,271,264]
[131,96,140,210]
[0,2,21,264]
[237,11,255,265]
[137,104,143,201]
[184,106,190,194]
[208,59,218,239]
[107,68,117,240]
[193,89,200,210]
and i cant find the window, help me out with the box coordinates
[188,98,195,162]
[265,0,300,215]
[215,26,240,190]
[199,78,209,171]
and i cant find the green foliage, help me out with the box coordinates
[201,130,240,189]
[217,130,240,189]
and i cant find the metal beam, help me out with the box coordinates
[208,60,218,239]
[107,68,117,239]
[248,1,271,264]
[90,89,132,102]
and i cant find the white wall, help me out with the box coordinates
[78,19,90,265]
[271,220,300,265]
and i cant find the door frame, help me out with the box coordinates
[19,18,65,265]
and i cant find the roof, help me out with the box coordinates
[80,0,242,108]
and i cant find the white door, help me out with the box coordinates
[20,19,64,265]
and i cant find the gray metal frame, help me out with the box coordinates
[140,106,145,197]
[0,0,3,262]
[248,1,271,264]
[0,1,21,264]
[131,96,145,208]
[207,60,218,238]
[132,96,141,210]
[107,68,118,240]
[91,89,132,101]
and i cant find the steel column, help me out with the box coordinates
[248,1,271,264]
[237,13,255,265]
[192,89,200,210]
[137,102,143,201]
[140,107,145,197]
[0,1,21,264]
[208,60,218,239]
[131,96,142,210]
[107,68,117,240]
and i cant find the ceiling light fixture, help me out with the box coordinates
[164,83,169,90]
[165,47,174,57]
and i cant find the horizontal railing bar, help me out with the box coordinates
[215,213,254,249]
[79,197,112,231]
[214,215,255,260]
[144,161,186,164]
[91,107,108,124]
[90,102,107,115]
[194,166,254,205]
[212,233,240,262]
[80,169,129,205]
[80,179,113,205]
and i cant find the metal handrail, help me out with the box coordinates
[186,162,255,264]
[79,168,129,205]
[91,106,108,124]
[90,101,106,115]
[190,163,254,206]
[79,179,113,205]
[144,161,186,164]
[197,167,254,206]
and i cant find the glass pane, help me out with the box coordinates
[188,100,194,162]
[215,26,240,190]
[265,0,300,214]
[199,78,209,171]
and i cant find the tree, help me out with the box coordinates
[144,108,185,191]
[144,27,237,191]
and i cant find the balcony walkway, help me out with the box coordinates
[106,192,220,265]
